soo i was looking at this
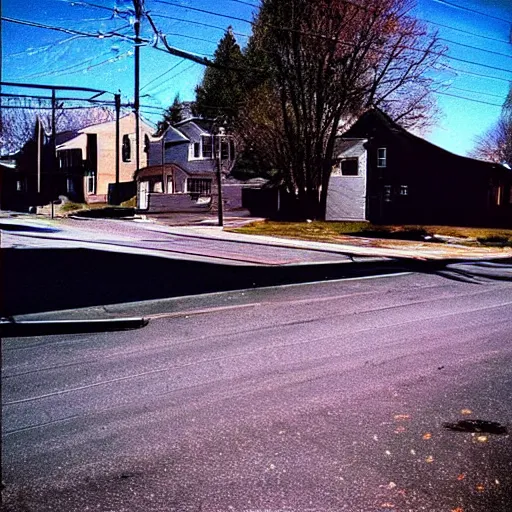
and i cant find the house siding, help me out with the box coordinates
[57,114,156,203]
[326,142,367,221]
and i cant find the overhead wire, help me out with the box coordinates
[434,90,503,107]
[140,59,185,91]
[431,0,511,24]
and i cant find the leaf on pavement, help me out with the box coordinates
[394,426,406,434]
[425,455,434,463]
[422,432,432,440]
[457,474,466,481]
[394,414,410,421]
[476,484,485,492]
[461,409,472,415]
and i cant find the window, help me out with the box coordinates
[229,139,236,161]
[16,179,25,192]
[193,142,201,159]
[377,147,387,168]
[341,159,358,176]
[384,184,392,202]
[122,134,131,162]
[202,135,213,159]
[86,173,96,194]
[187,178,212,195]
[144,134,150,153]
[400,185,408,196]
[66,178,75,194]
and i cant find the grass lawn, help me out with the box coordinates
[229,221,512,247]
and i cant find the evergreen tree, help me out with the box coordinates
[194,27,245,123]
[156,94,184,135]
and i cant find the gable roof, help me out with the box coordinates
[344,108,508,173]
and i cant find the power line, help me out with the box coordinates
[226,0,259,7]
[11,51,133,81]
[144,62,197,96]
[153,0,254,25]
[422,19,511,45]
[445,65,511,83]
[434,90,503,107]
[151,13,250,38]
[448,86,507,100]
[140,59,184,91]
[431,0,511,24]
[1,16,139,42]
[439,38,512,59]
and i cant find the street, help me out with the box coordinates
[2,270,512,511]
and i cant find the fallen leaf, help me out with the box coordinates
[410,449,416,455]
[425,455,434,463]
[495,479,500,486]
[475,435,488,443]
[385,450,392,456]
[457,474,466,481]
[422,433,432,440]
[451,508,464,512]
[476,484,485,492]
[381,503,395,509]
[394,414,410,421]
[461,409,472,415]
[394,426,406,434]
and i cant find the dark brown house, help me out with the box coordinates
[327,108,511,227]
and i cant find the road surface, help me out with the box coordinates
[2,270,512,511]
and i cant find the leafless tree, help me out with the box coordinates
[0,99,114,155]
[242,0,445,218]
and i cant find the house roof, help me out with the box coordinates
[56,130,80,146]
[344,108,509,173]
[163,125,190,143]
[334,138,366,155]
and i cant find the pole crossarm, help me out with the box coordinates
[0,81,112,95]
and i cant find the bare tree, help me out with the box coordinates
[0,99,114,155]
[471,84,512,167]
[471,116,512,167]
[243,0,445,218]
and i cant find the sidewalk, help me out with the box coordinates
[148,222,512,262]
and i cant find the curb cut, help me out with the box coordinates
[0,317,149,338]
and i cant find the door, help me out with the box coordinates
[139,180,149,210]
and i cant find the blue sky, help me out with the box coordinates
[2,0,511,157]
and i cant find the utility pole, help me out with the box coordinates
[51,88,57,219]
[133,0,143,178]
[114,92,121,204]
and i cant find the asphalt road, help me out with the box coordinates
[2,271,512,511]
[0,217,358,265]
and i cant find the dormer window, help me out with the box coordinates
[377,147,387,168]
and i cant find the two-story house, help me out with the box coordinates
[56,113,157,204]
[136,118,235,212]
[327,108,511,227]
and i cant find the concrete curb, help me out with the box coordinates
[0,317,149,338]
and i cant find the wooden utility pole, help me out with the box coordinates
[51,88,57,219]
[114,93,121,204]
[133,0,143,178]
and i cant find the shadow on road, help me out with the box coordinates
[2,248,408,316]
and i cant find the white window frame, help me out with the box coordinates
[384,184,392,202]
[86,174,96,195]
[399,185,408,196]
[377,147,387,168]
